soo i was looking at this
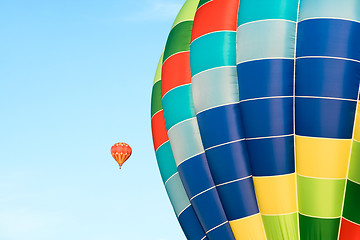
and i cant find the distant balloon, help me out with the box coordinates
[111,142,132,169]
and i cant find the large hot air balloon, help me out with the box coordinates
[111,142,132,169]
[151,0,360,239]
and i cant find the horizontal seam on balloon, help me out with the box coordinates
[253,172,295,178]
[237,57,294,65]
[177,151,206,167]
[348,178,360,185]
[342,217,360,226]
[177,203,191,217]
[298,17,360,25]
[216,175,252,187]
[261,211,298,216]
[196,0,214,12]
[151,109,163,120]
[353,139,360,143]
[191,65,237,79]
[204,138,245,151]
[297,173,346,180]
[296,56,360,64]
[299,212,341,219]
[191,30,236,44]
[171,19,194,30]
[237,19,296,29]
[246,134,294,141]
[230,212,261,222]
[167,116,196,133]
[162,50,189,65]
[239,96,293,103]
[190,186,216,201]
[296,95,357,102]
[154,140,169,152]
[164,172,179,185]
[196,101,239,115]
[295,134,351,141]
[161,83,191,100]
[201,235,207,240]
[205,221,228,234]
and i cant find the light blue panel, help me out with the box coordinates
[165,173,191,217]
[156,141,178,184]
[236,20,296,63]
[299,0,360,22]
[190,31,236,77]
[162,85,195,130]
[192,66,239,113]
[168,118,204,166]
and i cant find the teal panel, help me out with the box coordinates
[162,85,195,130]
[299,0,360,22]
[165,173,191,217]
[168,117,204,166]
[156,142,178,184]
[192,66,239,113]
[237,20,296,63]
[237,0,299,26]
[190,31,236,77]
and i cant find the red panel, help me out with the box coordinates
[191,0,240,42]
[339,218,360,240]
[151,110,169,151]
[161,52,191,97]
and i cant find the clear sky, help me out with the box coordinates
[0,1,186,239]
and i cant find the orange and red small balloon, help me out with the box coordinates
[111,142,132,169]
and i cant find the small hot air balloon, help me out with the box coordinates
[111,142,132,169]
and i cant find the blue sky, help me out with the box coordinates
[0,0,186,239]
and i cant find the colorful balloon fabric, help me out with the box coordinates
[111,142,132,168]
[150,0,360,239]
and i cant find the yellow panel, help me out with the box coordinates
[295,135,351,178]
[253,174,297,215]
[353,102,360,141]
[229,214,266,240]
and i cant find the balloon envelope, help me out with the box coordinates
[111,142,132,168]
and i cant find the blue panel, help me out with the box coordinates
[162,85,195,130]
[190,188,234,237]
[246,136,295,176]
[237,59,294,100]
[205,141,252,185]
[297,19,360,61]
[296,58,360,100]
[178,153,215,199]
[295,98,356,139]
[216,178,259,221]
[196,103,245,149]
[206,223,236,240]
[299,0,360,22]
[190,31,236,77]
[178,206,208,240]
[236,20,296,63]
[240,98,293,138]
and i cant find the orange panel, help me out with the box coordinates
[151,111,169,151]
[191,0,240,42]
[161,52,191,97]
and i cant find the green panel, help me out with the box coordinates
[197,0,212,9]
[342,180,360,224]
[163,21,193,63]
[154,54,163,84]
[348,140,360,183]
[299,214,340,240]
[162,84,195,130]
[156,142,178,184]
[151,81,162,117]
[297,175,345,218]
[237,0,299,26]
[172,0,199,28]
[262,213,299,240]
